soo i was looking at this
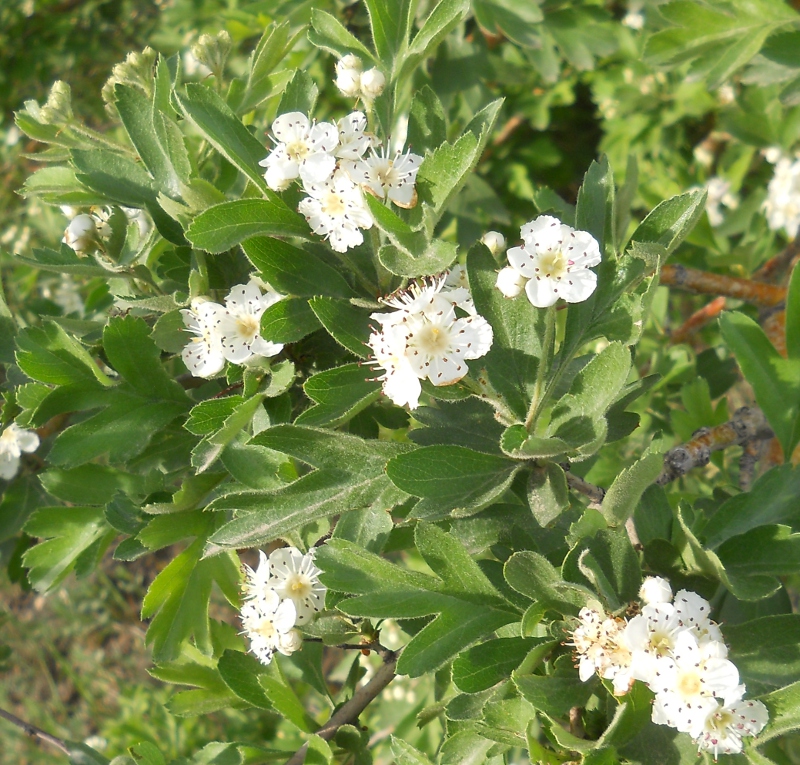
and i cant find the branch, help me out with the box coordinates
[656,406,773,486]
[562,467,605,507]
[284,650,398,765]
[660,264,786,307]
[0,706,70,755]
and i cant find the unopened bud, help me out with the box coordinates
[481,230,506,256]
[360,68,386,100]
[192,30,232,78]
[496,266,526,298]
[109,46,157,97]
[336,54,363,99]
[639,576,673,605]
[39,81,73,125]
[63,214,97,254]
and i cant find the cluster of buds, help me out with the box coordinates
[25,80,73,127]
[571,578,769,757]
[335,54,386,102]
[240,547,326,665]
[61,206,151,255]
[190,30,232,80]
[102,46,158,108]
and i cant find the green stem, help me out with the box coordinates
[524,306,556,431]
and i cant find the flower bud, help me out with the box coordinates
[39,81,73,125]
[192,30,232,78]
[639,576,673,605]
[360,67,386,100]
[63,214,97,253]
[496,266,526,298]
[335,54,363,98]
[481,230,506,255]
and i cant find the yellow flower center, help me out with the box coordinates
[322,191,346,216]
[538,249,569,280]
[677,670,702,699]
[236,314,260,341]
[414,323,449,354]
[286,573,312,599]
[286,140,309,162]
[256,618,277,640]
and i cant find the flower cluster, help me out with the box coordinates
[240,546,326,665]
[259,110,422,252]
[0,423,40,480]
[571,578,768,757]
[705,177,738,227]
[367,266,493,410]
[763,151,800,239]
[335,54,386,102]
[180,279,284,378]
[496,215,601,308]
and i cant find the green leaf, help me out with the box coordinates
[14,245,108,278]
[390,738,435,765]
[399,0,470,81]
[332,505,392,554]
[260,297,321,344]
[114,83,188,197]
[629,190,707,256]
[718,525,800,596]
[527,463,569,527]
[186,200,308,253]
[602,449,664,526]
[514,668,596,716]
[242,237,356,299]
[759,679,800,742]
[103,315,188,403]
[217,649,271,708]
[40,464,149,506]
[703,465,800,549]
[504,550,592,615]
[364,0,414,70]
[207,426,409,548]
[452,637,541,693]
[175,84,269,195]
[727,615,800,694]
[259,673,317,732]
[407,86,447,154]
[16,321,112,387]
[787,258,800,360]
[308,10,376,62]
[409,398,505,455]
[720,311,800,456]
[467,243,544,419]
[575,155,615,257]
[308,297,372,358]
[386,444,521,518]
[296,363,381,427]
[23,507,111,592]
[186,397,245,436]
[277,69,318,116]
[562,527,642,609]
[141,535,241,662]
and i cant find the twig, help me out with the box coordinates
[761,308,786,357]
[670,296,727,344]
[657,406,773,485]
[284,650,398,765]
[562,467,605,507]
[660,264,786,307]
[0,706,71,755]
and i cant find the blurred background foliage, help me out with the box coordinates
[4,0,800,762]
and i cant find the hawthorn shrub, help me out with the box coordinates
[4,1,800,764]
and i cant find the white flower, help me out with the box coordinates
[503,215,602,308]
[240,589,298,665]
[649,631,741,736]
[442,264,477,315]
[241,550,273,603]
[496,266,527,298]
[0,423,40,480]
[360,67,385,100]
[639,576,673,606]
[673,589,725,647]
[217,280,285,364]
[180,298,226,378]
[335,112,376,161]
[121,206,152,239]
[694,695,769,758]
[623,602,686,685]
[259,112,338,191]
[298,169,374,253]
[344,144,423,208]
[705,177,738,227]
[764,155,800,238]
[481,230,506,256]
[571,606,634,696]
[367,322,422,409]
[63,214,97,253]
[335,54,363,99]
[267,547,326,625]
[367,276,493,408]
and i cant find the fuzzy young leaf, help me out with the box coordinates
[629,189,707,256]
[308,297,372,358]
[308,10,376,62]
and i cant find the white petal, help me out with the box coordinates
[506,245,538,278]
[272,112,309,142]
[299,152,336,185]
[563,268,597,303]
[525,275,560,307]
